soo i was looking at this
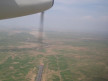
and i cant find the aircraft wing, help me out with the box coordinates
[0,0,53,19]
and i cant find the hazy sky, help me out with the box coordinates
[0,0,108,33]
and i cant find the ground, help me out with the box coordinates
[0,29,108,81]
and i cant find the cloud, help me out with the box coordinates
[56,0,100,5]
[82,16,94,20]
[101,16,108,21]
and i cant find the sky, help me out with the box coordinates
[0,0,108,33]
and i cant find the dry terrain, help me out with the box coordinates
[0,29,108,81]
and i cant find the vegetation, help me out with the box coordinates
[47,55,58,71]
[52,75,60,81]
[0,29,108,81]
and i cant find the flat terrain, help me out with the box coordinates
[0,29,108,81]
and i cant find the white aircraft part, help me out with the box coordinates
[0,0,53,19]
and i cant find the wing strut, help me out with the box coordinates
[38,12,44,48]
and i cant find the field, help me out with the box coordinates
[0,29,108,81]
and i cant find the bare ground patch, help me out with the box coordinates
[26,67,37,81]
